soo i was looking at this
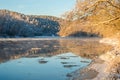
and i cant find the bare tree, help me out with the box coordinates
[60,0,120,37]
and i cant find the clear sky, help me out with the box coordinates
[0,0,76,17]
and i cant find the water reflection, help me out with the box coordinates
[0,38,112,80]
[39,58,48,64]
[0,38,112,63]
[0,53,91,80]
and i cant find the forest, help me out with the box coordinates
[0,0,120,38]
[59,0,120,38]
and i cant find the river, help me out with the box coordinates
[0,38,112,80]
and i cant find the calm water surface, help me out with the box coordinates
[0,38,111,80]
[0,53,91,80]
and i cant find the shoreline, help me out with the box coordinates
[68,38,120,80]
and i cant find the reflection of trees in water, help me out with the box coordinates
[59,39,112,58]
[0,40,63,63]
[0,39,112,63]
[27,40,68,57]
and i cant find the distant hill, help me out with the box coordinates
[0,9,62,37]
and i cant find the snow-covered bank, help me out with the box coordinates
[99,38,120,80]
[100,38,119,46]
[68,38,120,80]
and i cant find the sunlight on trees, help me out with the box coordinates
[59,0,120,37]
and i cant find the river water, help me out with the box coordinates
[0,38,111,80]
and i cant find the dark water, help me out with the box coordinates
[0,38,111,80]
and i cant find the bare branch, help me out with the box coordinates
[94,15,120,25]
[107,1,120,10]
[85,0,120,11]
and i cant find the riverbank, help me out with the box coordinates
[68,38,120,80]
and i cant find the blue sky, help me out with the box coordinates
[0,0,76,17]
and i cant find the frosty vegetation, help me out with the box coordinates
[59,0,120,37]
[0,10,61,37]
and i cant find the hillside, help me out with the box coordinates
[1,0,120,38]
[0,9,61,37]
[59,0,120,38]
